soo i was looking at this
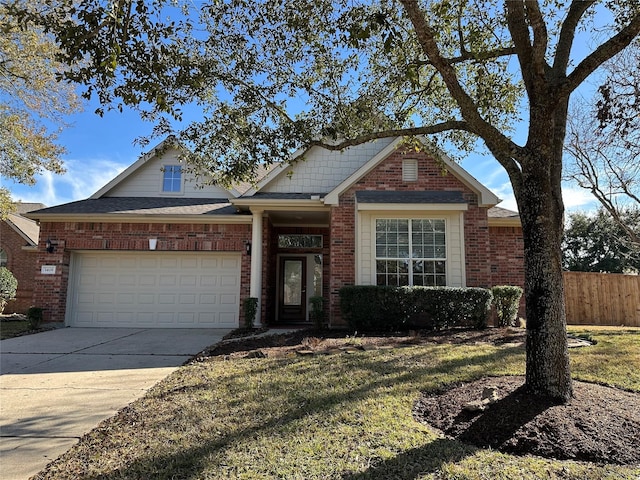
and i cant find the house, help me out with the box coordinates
[0,203,45,313]
[27,137,524,328]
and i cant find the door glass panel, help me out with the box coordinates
[313,255,322,297]
[283,260,303,306]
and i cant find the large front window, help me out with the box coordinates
[375,219,446,286]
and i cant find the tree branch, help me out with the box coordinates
[563,12,640,95]
[524,0,549,76]
[308,121,472,150]
[553,0,595,76]
[398,0,521,163]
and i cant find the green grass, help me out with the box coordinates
[39,328,640,479]
[0,319,30,339]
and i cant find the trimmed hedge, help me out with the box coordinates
[491,285,523,327]
[339,285,493,332]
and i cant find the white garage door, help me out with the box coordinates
[68,252,241,328]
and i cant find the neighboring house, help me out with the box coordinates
[27,137,524,328]
[0,203,45,314]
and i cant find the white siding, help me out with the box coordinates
[263,138,395,193]
[357,210,466,287]
[108,148,232,198]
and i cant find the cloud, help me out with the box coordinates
[7,157,128,207]
[562,185,598,212]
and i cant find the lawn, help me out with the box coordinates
[37,327,640,479]
[0,319,31,339]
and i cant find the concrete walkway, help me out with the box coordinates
[0,327,232,480]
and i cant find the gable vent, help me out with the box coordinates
[402,159,418,182]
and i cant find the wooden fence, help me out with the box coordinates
[563,271,640,327]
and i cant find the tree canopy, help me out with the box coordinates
[563,208,640,273]
[0,2,80,216]
[7,0,640,401]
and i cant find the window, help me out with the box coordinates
[402,159,418,182]
[0,249,6,267]
[162,165,182,193]
[375,219,446,286]
[278,234,323,248]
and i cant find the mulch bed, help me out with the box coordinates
[198,327,640,466]
[414,376,640,465]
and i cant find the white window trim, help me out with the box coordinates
[160,164,184,195]
[373,217,448,287]
[356,210,467,287]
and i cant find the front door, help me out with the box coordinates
[278,256,307,323]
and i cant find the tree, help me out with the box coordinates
[565,46,640,245]
[0,2,80,216]
[563,208,640,273]
[8,0,640,401]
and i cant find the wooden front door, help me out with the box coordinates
[278,257,307,323]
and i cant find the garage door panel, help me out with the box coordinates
[69,252,241,328]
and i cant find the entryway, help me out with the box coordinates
[276,254,323,324]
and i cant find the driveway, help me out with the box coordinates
[0,327,232,480]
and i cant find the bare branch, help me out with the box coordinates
[553,1,595,76]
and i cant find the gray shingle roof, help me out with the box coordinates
[245,192,327,200]
[487,206,520,219]
[27,197,242,217]
[356,190,467,204]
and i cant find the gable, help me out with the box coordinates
[92,143,234,200]
[324,138,499,207]
[258,137,396,194]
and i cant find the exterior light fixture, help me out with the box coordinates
[45,239,56,253]
[245,241,252,256]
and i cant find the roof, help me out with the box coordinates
[5,213,40,246]
[487,206,521,226]
[356,191,466,204]
[27,197,245,219]
[13,203,46,214]
[488,206,519,219]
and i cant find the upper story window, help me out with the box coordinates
[0,249,7,268]
[162,165,183,193]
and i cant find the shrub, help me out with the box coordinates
[339,285,493,331]
[491,285,523,327]
[309,296,324,330]
[26,307,44,330]
[0,267,18,313]
[243,297,259,329]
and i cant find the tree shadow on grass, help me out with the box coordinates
[36,344,525,480]
[340,438,477,480]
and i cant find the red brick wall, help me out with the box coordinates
[0,222,38,313]
[489,225,526,318]
[33,221,252,324]
[329,148,493,326]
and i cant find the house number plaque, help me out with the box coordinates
[41,265,56,275]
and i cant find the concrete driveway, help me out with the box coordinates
[0,327,231,480]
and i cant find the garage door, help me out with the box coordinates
[68,252,241,328]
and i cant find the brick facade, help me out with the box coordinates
[0,222,38,313]
[489,225,526,317]
[33,221,252,324]
[329,149,495,325]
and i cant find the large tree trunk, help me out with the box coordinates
[517,163,573,403]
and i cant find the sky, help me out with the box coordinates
[2,97,598,213]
